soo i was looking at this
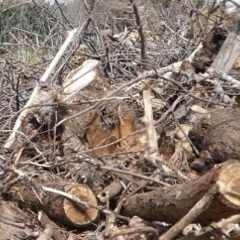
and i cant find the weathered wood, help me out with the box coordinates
[0,201,37,240]
[121,160,240,225]
[210,22,240,73]
[142,87,159,165]
[38,211,62,240]
[192,14,240,74]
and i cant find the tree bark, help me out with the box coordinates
[210,21,240,73]
[10,176,99,227]
[0,201,37,240]
[122,160,240,225]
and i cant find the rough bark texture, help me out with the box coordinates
[9,176,99,227]
[189,108,240,173]
[210,21,240,73]
[0,201,38,239]
[121,160,240,225]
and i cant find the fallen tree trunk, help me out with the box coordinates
[122,160,240,225]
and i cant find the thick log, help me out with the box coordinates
[10,177,99,227]
[121,160,240,224]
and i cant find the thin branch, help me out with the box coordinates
[159,185,218,240]
[129,0,146,60]
[101,166,170,187]
[142,87,159,165]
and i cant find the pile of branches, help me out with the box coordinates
[1,1,240,240]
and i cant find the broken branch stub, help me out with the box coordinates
[61,59,100,100]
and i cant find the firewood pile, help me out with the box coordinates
[1,1,240,240]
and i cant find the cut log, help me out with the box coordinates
[121,160,240,225]
[10,177,99,227]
